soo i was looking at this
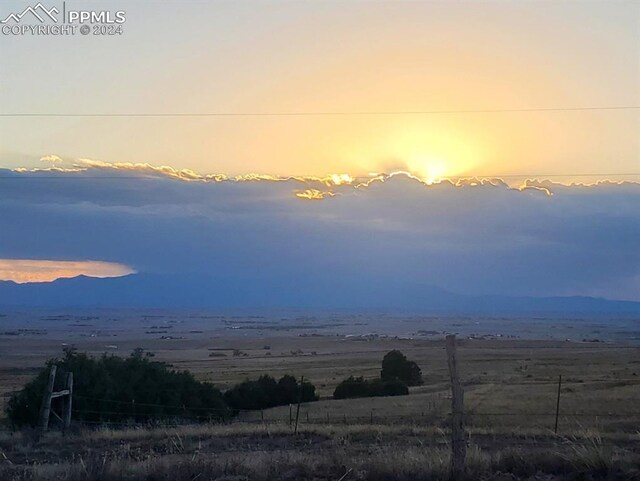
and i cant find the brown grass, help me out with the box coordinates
[1,422,638,480]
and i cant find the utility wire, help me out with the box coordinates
[1,106,639,118]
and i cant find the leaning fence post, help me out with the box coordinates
[63,371,73,431]
[446,335,466,479]
[39,365,57,435]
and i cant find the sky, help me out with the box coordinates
[0,1,638,302]
[1,0,638,178]
[1,165,639,302]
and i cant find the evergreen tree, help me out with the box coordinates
[380,350,423,386]
[7,348,230,426]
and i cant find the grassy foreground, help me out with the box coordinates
[2,338,639,480]
[1,422,638,481]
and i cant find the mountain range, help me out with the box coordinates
[0,274,638,314]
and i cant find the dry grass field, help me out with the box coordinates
[1,422,639,481]
[1,310,639,480]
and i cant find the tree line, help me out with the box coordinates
[6,348,422,426]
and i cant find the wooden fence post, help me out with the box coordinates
[294,376,303,434]
[63,371,73,431]
[446,335,466,479]
[39,365,57,434]
[554,375,562,434]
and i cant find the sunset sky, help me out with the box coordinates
[0,1,638,300]
[1,0,638,179]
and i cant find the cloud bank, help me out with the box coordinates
[1,160,639,303]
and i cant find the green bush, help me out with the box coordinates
[6,348,231,427]
[373,377,410,396]
[224,374,318,411]
[380,350,423,386]
[333,376,369,399]
[332,349,420,399]
[333,376,408,399]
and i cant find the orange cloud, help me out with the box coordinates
[0,259,135,284]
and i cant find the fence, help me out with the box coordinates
[2,382,639,432]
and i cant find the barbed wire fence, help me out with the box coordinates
[2,379,639,433]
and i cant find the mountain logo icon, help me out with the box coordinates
[1,3,59,24]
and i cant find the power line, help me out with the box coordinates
[1,106,639,118]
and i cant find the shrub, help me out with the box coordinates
[224,375,318,412]
[333,376,408,399]
[380,350,423,386]
[374,377,409,396]
[333,376,370,399]
[6,348,231,427]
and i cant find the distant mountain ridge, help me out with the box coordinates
[0,274,638,314]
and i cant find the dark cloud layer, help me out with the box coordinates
[1,166,638,303]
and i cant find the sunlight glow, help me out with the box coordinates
[405,155,450,184]
[338,120,489,183]
[328,174,354,186]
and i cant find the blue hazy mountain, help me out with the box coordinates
[0,274,638,314]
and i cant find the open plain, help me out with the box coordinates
[1,309,639,480]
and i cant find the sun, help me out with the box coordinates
[358,120,485,183]
[405,155,450,184]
